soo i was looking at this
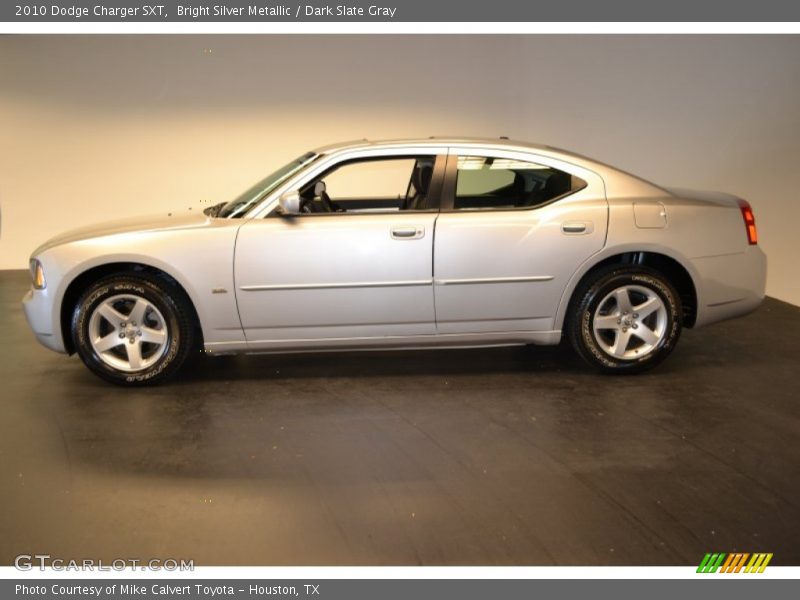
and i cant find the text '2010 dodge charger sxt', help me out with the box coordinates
[22,138,767,385]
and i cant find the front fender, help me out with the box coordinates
[36,224,244,353]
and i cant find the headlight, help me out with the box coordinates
[29,259,46,290]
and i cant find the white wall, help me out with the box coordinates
[1,35,798,305]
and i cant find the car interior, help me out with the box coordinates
[453,159,585,210]
[292,155,585,214]
[298,157,437,214]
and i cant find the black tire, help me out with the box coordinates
[70,273,195,386]
[566,265,682,374]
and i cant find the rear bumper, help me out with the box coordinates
[22,288,66,353]
[692,246,767,328]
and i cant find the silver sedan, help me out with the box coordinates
[22,138,767,385]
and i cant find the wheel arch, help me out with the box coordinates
[59,261,204,355]
[557,248,699,332]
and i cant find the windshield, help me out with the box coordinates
[217,152,317,218]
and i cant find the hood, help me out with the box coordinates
[33,211,212,256]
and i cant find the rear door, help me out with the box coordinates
[432,148,608,334]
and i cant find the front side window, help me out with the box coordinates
[297,156,439,214]
[453,155,585,210]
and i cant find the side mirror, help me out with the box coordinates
[277,191,302,216]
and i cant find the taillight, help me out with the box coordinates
[738,200,758,245]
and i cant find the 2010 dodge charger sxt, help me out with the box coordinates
[22,138,767,385]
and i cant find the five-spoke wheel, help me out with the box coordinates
[88,295,169,372]
[567,266,682,373]
[71,273,195,385]
[591,284,668,360]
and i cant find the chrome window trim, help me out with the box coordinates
[446,145,599,177]
[244,144,604,219]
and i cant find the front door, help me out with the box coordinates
[234,154,445,347]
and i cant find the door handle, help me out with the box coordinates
[391,226,424,240]
[561,222,592,235]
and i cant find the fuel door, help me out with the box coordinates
[633,201,667,229]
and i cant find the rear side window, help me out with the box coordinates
[454,156,586,210]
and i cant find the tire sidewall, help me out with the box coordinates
[72,277,184,385]
[576,269,682,372]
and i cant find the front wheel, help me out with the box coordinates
[567,266,682,373]
[71,273,195,385]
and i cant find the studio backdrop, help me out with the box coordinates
[1,35,798,305]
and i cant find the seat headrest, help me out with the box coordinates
[314,180,327,196]
[512,172,526,194]
[544,171,571,196]
[413,164,433,193]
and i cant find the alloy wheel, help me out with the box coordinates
[591,284,668,360]
[87,294,169,372]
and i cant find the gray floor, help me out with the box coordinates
[1,270,798,566]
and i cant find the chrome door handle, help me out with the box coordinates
[561,222,592,234]
[391,226,424,240]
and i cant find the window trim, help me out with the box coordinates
[438,152,588,214]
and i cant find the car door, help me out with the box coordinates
[433,148,608,334]
[234,152,446,348]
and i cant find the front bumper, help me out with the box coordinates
[22,287,66,353]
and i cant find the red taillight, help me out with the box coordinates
[738,200,758,245]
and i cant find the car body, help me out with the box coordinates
[22,138,767,384]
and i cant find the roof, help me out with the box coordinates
[311,137,667,197]
[313,136,559,155]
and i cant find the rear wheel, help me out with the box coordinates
[567,266,682,373]
[71,273,195,385]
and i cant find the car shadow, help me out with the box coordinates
[171,343,585,384]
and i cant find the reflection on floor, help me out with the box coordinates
[1,271,798,566]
